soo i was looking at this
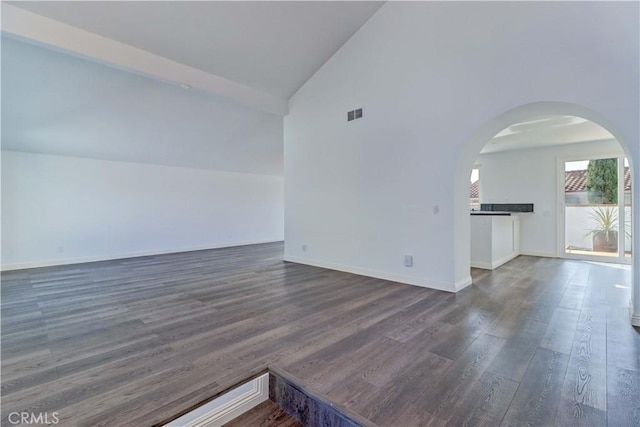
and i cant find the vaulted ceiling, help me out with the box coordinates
[1,2,619,173]
[2,37,285,175]
[9,1,384,99]
[1,1,383,175]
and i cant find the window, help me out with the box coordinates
[563,157,631,260]
[470,167,480,210]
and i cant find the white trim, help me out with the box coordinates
[1,4,287,116]
[1,240,281,271]
[491,252,519,269]
[470,252,519,270]
[165,373,269,427]
[557,151,632,264]
[618,157,626,257]
[284,255,458,292]
[630,300,640,327]
[557,156,566,258]
[470,261,493,270]
[561,252,632,265]
[519,250,557,258]
[454,276,473,291]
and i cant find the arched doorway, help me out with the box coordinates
[453,102,638,325]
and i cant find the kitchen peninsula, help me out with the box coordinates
[470,204,532,270]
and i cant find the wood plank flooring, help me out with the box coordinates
[2,242,639,426]
[223,400,300,427]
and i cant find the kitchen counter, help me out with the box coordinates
[470,211,513,216]
[471,214,520,270]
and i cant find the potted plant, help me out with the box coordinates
[585,206,618,252]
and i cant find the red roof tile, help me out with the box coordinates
[565,169,588,193]
[470,167,630,198]
[470,180,479,198]
[564,167,631,193]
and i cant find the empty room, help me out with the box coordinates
[1,1,639,426]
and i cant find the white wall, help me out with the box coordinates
[284,2,639,293]
[1,151,284,270]
[477,140,625,257]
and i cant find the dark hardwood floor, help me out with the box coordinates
[1,242,639,426]
[223,400,300,427]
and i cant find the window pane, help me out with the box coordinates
[470,168,479,209]
[565,158,618,258]
[625,158,632,257]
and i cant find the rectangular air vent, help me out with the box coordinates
[347,107,364,122]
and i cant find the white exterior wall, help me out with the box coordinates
[565,206,632,252]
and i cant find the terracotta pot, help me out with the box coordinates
[593,231,618,252]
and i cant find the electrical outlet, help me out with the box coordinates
[57,246,64,253]
[302,244,308,252]
[404,255,413,267]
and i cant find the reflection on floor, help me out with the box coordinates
[564,248,632,258]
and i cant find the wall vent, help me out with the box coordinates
[347,108,364,122]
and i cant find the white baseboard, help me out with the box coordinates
[519,250,556,258]
[471,251,520,271]
[283,255,458,292]
[1,240,282,271]
[165,373,269,427]
[454,276,473,291]
[470,261,493,270]
[491,252,519,269]
[631,300,640,327]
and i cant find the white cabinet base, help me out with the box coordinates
[470,252,519,270]
[471,215,520,270]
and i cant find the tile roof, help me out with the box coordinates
[470,180,479,198]
[564,167,631,193]
[564,169,588,193]
[470,167,630,197]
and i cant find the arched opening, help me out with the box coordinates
[454,102,637,324]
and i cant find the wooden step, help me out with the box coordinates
[223,400,300,427]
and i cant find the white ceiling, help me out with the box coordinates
[481,115,615,154]
[2,2,613,173]
[2,2,383,174]
[8,1,384,99]
[1,37,284,175]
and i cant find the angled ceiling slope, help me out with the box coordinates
[2,37,285,175]
[6,1,384,102]
[1,2,383,175]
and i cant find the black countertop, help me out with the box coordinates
[480,203,534,213]
[470,211,513,216]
